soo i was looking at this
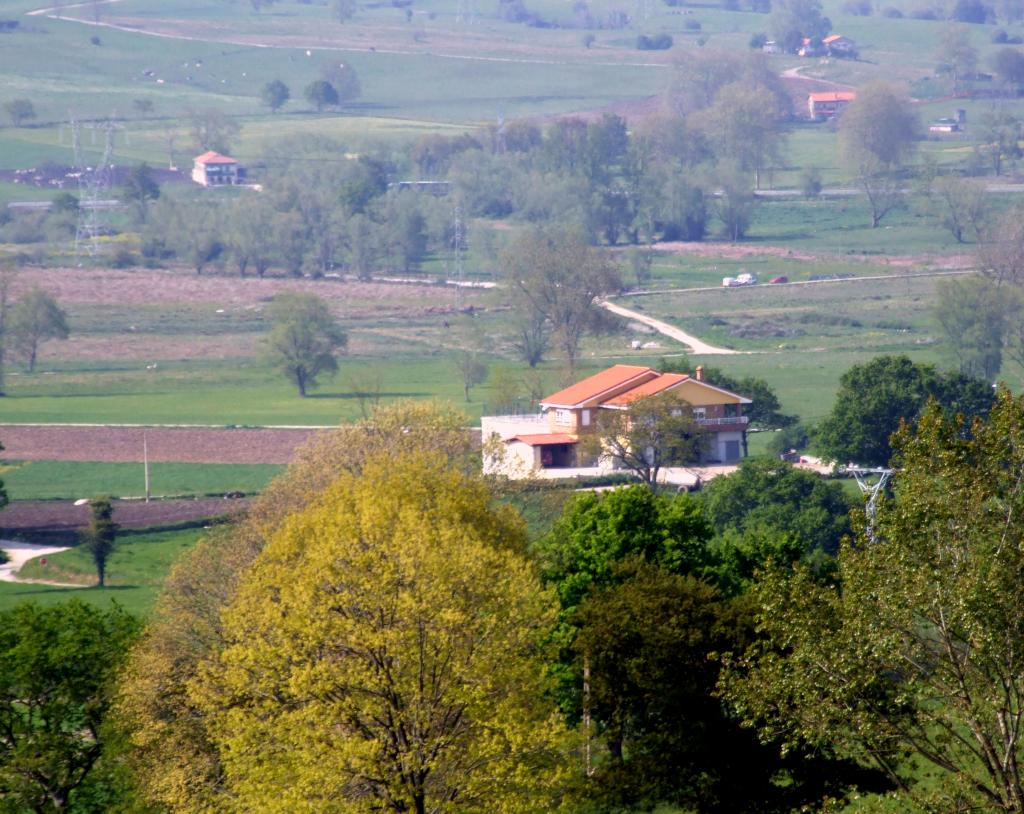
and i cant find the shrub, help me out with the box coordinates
[881,5,903,15]
[636,32,674,49]
[750,32,768,47]
[800,167,823,198]
[684,17,702,29]
[842,0,873,14]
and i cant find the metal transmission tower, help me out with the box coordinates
[455,0,477,24]
[848,467,893,542]
[70,114,120,261]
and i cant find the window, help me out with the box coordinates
[724,403,738,418]
[555,409,572,425]
[581,409,591,427]
[693,407,706,419]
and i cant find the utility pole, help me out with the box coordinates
[453,205,464,308]
[143,430,150,502]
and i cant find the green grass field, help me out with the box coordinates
[0,524,209,615]
[0,460,283,499]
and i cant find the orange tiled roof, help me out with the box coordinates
[823,34,847,44]
[194,150,238,165]
[602,373,690,406]
[540,365,656,407]
[808,91,857,103]
[508,433,578,446]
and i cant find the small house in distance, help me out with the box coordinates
[808,91,857,121]
[929,109,967,135]
[481,364,752,480]
[823,34,857,57]
[191,151,245,187]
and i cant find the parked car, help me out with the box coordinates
[769,276,789,284]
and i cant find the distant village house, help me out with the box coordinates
[191,151,245,187]
[482,364,752,480]
[807,91,857,120]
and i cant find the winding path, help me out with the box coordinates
[0,542,77,586]
[599,299,740,355]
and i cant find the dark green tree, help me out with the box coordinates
[303,79,339,112]
[259,79,290,113]
[83,497,117,587]
[263,292,347,396]
[0,601,139,813]
[4,98,36,126]
[701,457,854,556]
[574,561,887,812]
[121,163,160,223]
[723,390,1024,812]
[815,354,993,466]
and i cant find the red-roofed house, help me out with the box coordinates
[481,364,752,478]
[808,91,857,121]
[192,151,245,186]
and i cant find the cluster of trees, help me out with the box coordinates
[259,62,361,114]
[138,138,459,278]
[102,401,878,813]
[2,364,1021,811]
[932,203,1024,381]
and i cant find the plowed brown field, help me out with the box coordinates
[0,425,326,464]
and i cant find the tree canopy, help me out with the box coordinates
[701,457,854,556]
[501,227,620,375]
[0,601,139,814]
[116,402,479,812]
[814,354,994,466]
[585,391,708,485]
[8,287,69,373]
[723,389,1024,812]
[259,79,290,112]
[189,453,569,813]
[263,292,347,396]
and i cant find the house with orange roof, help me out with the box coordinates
[481,364,752,478]
[191,150,245,187]
[807,91,857,121]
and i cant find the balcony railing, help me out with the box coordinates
[697,416,749,426]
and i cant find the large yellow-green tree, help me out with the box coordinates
[116,402,479,812]
[189,453,569,813]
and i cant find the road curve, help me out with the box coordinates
[599,299,739,355]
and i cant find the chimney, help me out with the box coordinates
[695,365,705,381]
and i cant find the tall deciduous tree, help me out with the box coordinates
[838,83,919,227]
[82,497,117,587]
[3,98,36,126]
[585,391,708,486]
[8,287,69,373]
[814,354,993,466]
[187,108,240,155]
[501,227,620,376]
[934,275,1009,380]
[117,403,477,813]
[121,162,160,223]
[263,292,347,396]
[0,601,138,813]
[723,390,1024,812]
[701,457,854,556]
[189,454,569,813]
[0,269,15,395]
[259,79,290,112]
[304,79,339,112]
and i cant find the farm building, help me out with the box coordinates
[823,34,857,56]
[807,91,857,120]
[482,364,752,479]
[929,109,967,134]
[191,151,245,187]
